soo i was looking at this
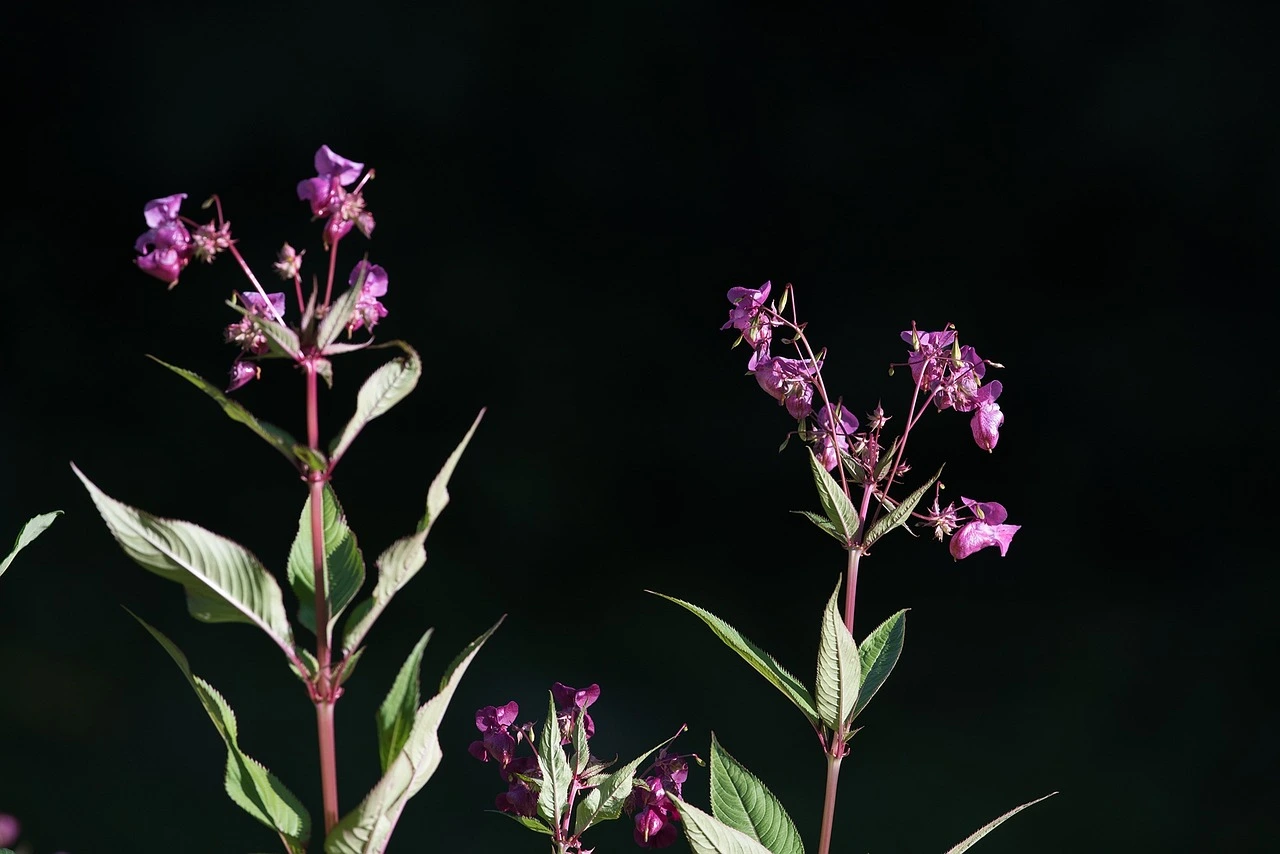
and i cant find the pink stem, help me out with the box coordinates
[816,753,843,854]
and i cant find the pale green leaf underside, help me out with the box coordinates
[573,729,681,836]
[852,609,907,721]
[862,466,941,548]
[328,341,423,466]
[815,578,860,731]
[0,510,61,578]
[132,612,310,851]
[317,285,363,352]
[536,691,574,828]
[287,484,365,638]
[650,591,818,727]
[807,450,858,544]
[673,796,776,854]
[943,792,1057,854]
[73,464,294,656]
[376,628,434,773]
[709,734,805,854]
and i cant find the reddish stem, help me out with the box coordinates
[816,753,843,854]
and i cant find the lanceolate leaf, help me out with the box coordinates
[340,411,485,653]
[807,450,859,545]
[286,485,365,638]
[851,609,907,722]
[225,299,301,359]
[862,466,942,549]
[73,465,295,658]
[672,796,775,854]
[535,692,574,829]
[328,341,423,467]
[814,578,860,732]
[148,357,318,471]
[325,618,502,854]
[790,510,845,544]
[1,511,61,578]
[709,735,804,854]
[131,612,310,852]
[317,285,363,352]
[573,729,683,836]
[375,629,434,773]
[942,792,1057,854]
[650,592,818,728]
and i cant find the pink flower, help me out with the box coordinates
[949,497,1019,559]
[134,193,193,286]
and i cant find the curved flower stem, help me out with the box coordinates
[816,752,843,854]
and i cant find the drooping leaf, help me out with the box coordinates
[376,629,434,773]
[131,612,310,852]
[1,510,61,578]
[814,577,860,732]
[650,592,818,728]
[807,450,858,545]
[573,729,683,836]
[672,796,775,854]
[148,357,314,471]
[340,411,484,653]
[942,792,1057,854]
[708,735,804,854]
[325,618,502,854]
[327,341,422,467]
[790,510,846,545]
[850,609,907,723]
[535,692,574,828]
[286,484,365,639]
[74,465,295,658]
[862,466,941,549]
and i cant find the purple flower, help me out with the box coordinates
[812,403,860,471]
[754,356,820,420]
[551,682,600,743]
[227,361,260,392]
[346,260,389,335]
[225,291,287,356]
[624,750,689,849]
[722,282,778,362]
[949,497,1020,559]
[495,755,540,817]
[0,813,20,847]
[297,145,374,247]
[134,193,193,286]
[969,381,1004,451]
[468,701,520,768]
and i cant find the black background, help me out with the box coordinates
[1,2,1275,852]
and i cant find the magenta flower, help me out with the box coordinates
[624,752,689,849]
[812,403,860,471]
[227,361,260,392]
[949,497,1020,559]
[495,755,540,818]
[969,381,1004,451]
[134,193,193,286]
[469,701,521,767]
[552,681,600,743]
[346,260,389,335]
[0,813,20,847]
[225,291,287,355]
[297,145,375,246]
[754,356,820,419]
[722,281,778,362]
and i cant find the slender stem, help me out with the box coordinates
[844,547,862,636]
[306,360,340,831]
[816,753,843,854]
[323,239,339,309]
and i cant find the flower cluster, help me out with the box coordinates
[133,193,233,287]
[622,751,688,849]
[469,700,540,817]
[901,325,1005,452]
[296,145,376,248]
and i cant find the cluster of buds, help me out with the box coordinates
[723,282,1019,560]
[132,146,389,393]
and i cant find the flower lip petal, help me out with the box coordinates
[314,145,364,185]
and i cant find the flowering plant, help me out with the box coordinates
[78,146,501,853]
[469,281,1053,853]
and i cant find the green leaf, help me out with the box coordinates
[317,285,363,352]
[340,410,485,653]
[0,510,61,578]
[73,465,295,657]
[672,796,775,854]
[286,485,366,639]
[328,342,422,466]
[376,629,434,773]
[573,729,683,836]
[814,577,860,732]
[326,618,502,854]
[148,357,311,471]
[942,792,1057,854]
[131,612,310,852]
[225,299,301,359]
[851,609,907,723]
[790,510,846,544]
[650,592,818,728]
[862,466,941,549]
[807,450,858,545]
[337,645,366,687]
[535,692,574,828]
[708,735,804,854]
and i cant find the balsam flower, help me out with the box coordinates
[723,282,778,365]
[949,497,1020,559]
[134,193,193,286]
[812,403,859,471]
[624,752,689,849]
[552,681,600,743]
[346,260,389,335]
[297,145,375,246]
[754,356,820,420]
[225,291,287,356]
[468,701,521,768]
[969,381,1004,451]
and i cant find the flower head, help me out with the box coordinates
[468,701,521,768]
[346,260,389,335]
[551,682,600,743]
[134,193,193,286]
[948,497,1020,559]
[722,282,778,364]
[812,403,860,471]
[297,145,375,247]
[754,356,820,420]
[969,381,1004,451]
[225,291,287,355]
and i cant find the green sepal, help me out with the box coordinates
[650,591,818,728]
[535,692,574,829]
[1,510,61,578]
[862,466,941,549]
[814,577,860,732]
[671,795,775,854]
[286,484,365,639]
[709,734,804,854]
[807,450,858,546]
[337,646,366,688]
[376,629,434,773]
[73,464,295,658]
[943,792,1057,853]
[130,612,310,851]
[327,341,422,467]
[325,617,503,854]
[851,609,907,724]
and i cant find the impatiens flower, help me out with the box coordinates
[468,701,521,768]
[346,260,389,335]
[624,751,689,849]
[812,403,859,471]
[227,361,259,392]
[754,356,820,419]
[134,193,193,286]
[722,281,778,363]
[225,291,287,355]
[552,682,600,743]
[949,497,1020,559]
[969,381,1004,451]
[297,145,375,247]
[495,755,540,818]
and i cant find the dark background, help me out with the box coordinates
[1,2,1274,852]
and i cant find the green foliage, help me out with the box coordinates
[851,609,907,722]
[814,578,860,732]
[942,792,1058,853]
[316,286,362,352]
[375,629,434,773]
[709,735,804,854]
[327,341,422,467]
[572,730,682,837]
[861,466,941,549]
[0,510,61,579]
[286,485,366,638]
[132,612,310,852]
[535,692,574,829]
[672,795,776,854]
[806,450,859,546]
